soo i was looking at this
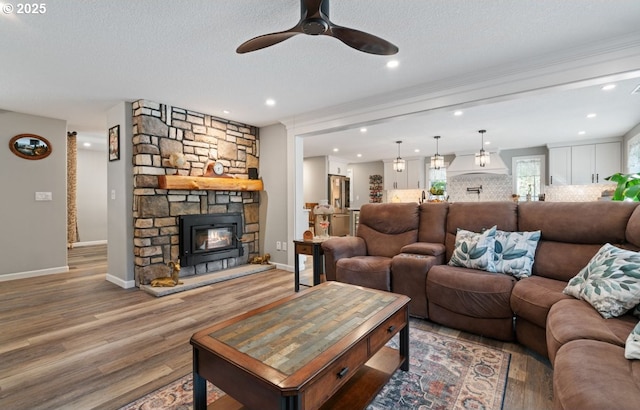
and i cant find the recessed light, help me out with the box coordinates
[360,127,367,133]
[83,142,91,148]
[453,110,463,116]
[586,113,597,118]
[386,60,399,69]
[485,141,491,145]
[357,153,362,158]
[223,110,230,114]
[333,148,339,152]
[578,131,586,135]
[414,149,420,153]
[265,98,276,106]
[601,84,616,91]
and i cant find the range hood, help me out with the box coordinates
[446,152,509,177]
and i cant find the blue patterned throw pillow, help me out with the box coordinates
[448,226,497,271]
[564,243,640,318]
[490,230,541,278]
[626,321,640,360]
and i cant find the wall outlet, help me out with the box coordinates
[276,241,281,251]
[35,192,52,201]
[281,241,287,251]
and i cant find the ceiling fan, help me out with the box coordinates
[236,0,398,55]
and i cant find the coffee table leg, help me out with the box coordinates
[400,313,410,371]
[193,349,207,410]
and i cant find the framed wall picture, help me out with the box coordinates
[108,125,120,161]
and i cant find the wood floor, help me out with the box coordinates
[0,245,553,409]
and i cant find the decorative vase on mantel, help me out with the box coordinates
[313,199,334,238]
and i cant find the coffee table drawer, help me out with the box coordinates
[303,339,368,409]
[369,306,407,354]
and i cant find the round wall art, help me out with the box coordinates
[9,134,52,160]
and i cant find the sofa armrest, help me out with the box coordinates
[400,242,446,256]
[321,236,367,281]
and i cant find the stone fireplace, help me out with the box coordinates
[131,99,261,286]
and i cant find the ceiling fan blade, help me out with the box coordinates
[329,25,398,55]
[236,27,302,54]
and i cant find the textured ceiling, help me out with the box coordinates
[1,0,640,158]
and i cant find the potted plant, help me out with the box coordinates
[605,172,640,201]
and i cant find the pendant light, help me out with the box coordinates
[430,136,444,169]
[393,140,405,172]
[474,129,490,167]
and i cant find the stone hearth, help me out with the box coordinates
[140,264,275,297]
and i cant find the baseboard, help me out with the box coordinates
[106,274,136,289]
[273,262,293,272]
[72,240,107,248]
[0,266,69,282]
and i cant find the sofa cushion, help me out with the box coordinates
[564,243,640,318]
[427,265,515,319]
[511,275,571,328]
[357,203,419,258]
[492,230,541,278]
[391,253,443,318]
[448,225,497,271]
[553,339,640,410]
[627,321,640,360]
[335,256,391,291]
[627,205,640,248]
[546,298,637,364]
[418,202,448,243]
[400,242,446,256]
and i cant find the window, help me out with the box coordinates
[512,155,545,200]
[428,166,447,196]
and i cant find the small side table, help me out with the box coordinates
[293,238,327,292]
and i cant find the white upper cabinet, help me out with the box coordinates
[406,158,426,189]
[328,157,348,176]
[383,157,425,190]
[549,146,572,185]
[549,140,621,185]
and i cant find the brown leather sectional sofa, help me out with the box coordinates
[322,201,640,410]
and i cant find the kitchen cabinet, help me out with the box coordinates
[549,141,621,185]
[383,158,425,190]
[576,142,620,184]
[405,158,426,189]
[328,157,348,176]
[549,147,572,185]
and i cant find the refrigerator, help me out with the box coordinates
[328,174,351,236]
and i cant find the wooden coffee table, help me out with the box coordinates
[190,281,410,410]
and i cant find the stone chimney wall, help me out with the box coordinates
[131,99,260,285]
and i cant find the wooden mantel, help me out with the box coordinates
[157,175,263,191]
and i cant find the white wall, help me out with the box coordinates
[106,102,135,288]
[349,161,384,209]
[259,123,289,265]
[76,148,107,243]
[0,111,68,279]
[303,156,327,204]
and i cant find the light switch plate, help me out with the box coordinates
[35,192,52,201]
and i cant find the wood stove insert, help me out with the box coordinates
[179,213,244,266]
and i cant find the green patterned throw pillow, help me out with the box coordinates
[563,243,640,318]
[448,226,497,271]
[490,230,541,278]
[626,321,640,360]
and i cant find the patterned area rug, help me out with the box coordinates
[120,326,510,410]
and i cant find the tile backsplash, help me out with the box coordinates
[448,174,513,202]
[384,174,616,203]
